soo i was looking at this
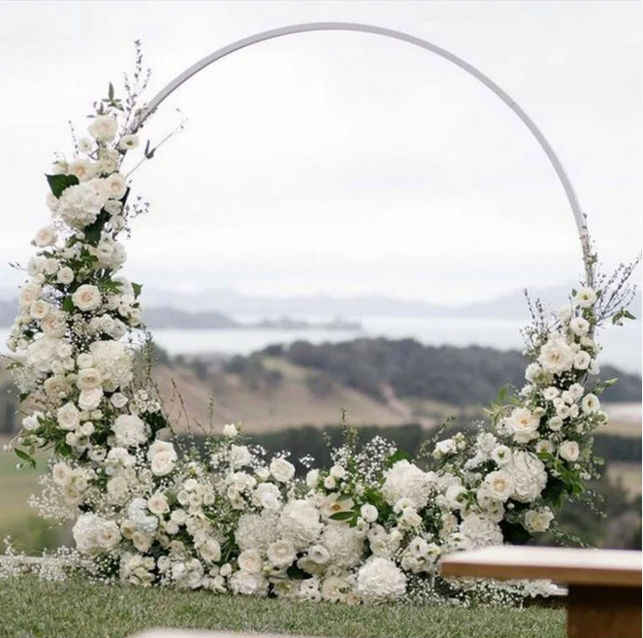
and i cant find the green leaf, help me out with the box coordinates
[14,448,36,468]
[385,449,411,468]
[132,282,143,298]
[329,510,356,522]
[62,296,74,313]
[84,210,110,245]
[108,82,114,100]
[46,174,78,198]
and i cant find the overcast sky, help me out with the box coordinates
[0,1,641,305]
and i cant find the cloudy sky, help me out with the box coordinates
[0,1,640,304]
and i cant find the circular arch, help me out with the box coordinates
[131,21,592,282]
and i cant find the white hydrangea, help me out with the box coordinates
[89,340,133,390]
[320,522,365,568]
[381,460,433,509]
[459,513,503,548]
[505,450,548,503]
[57,182,107,229]
[72,512,121,554]
[236,512,279,552]
[112,414,148,448]
[278,499,322,550]
[356,557,406,604]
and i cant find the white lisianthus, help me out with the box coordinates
[78,387,103,411]
[573,351,591,370]
[538,334,575,375]
[491,444,512,466]
[72,285,102,312]
[559,440,580,462]
[57,402,80,431]
[543,387,560,401]
[270,457,295,483]
[78,137,93,153]
[356,557,406,604]
[581,393,600,413]
[308,545,331,565]
[34,226,57,247]
[445,483,468,510]
[570,316,590,336]
[56,267,75,285]
[548,416,564,431]
[118,134,139,150]
[524,363,541,382]
[524,507,554,533]
[267,540,297,568]
[104,173,128,199]
[112,414,148,447]
[569,383,584,400]
[88,115,118,142]
[573,287,597,308]
[536,440,555,455]
[484,470,515,502]
[321,575,352,603]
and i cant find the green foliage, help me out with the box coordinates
[46,173,78,198]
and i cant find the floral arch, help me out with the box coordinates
[4,26,638,603]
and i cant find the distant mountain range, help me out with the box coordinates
[0,285,640,326]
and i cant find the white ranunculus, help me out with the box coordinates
[57,402,80,431]
[573,287,597,308]
[559,440,580,462]
[118,134,139,150]
[56,267,75,285]
[57,182,107,229]
[484,470,515,502]
[34,226,57,247]
[104,173,128,199]
[78,387,103,411]
[524,507,554,533]
[506,407,541,443]
[581,393,600,413]
[72,285,102,312]
[270,457,295,483]
[538,334,575,375]
[267,539,297,568]
[112,414,148,447]
[88,115,118,142]
[356,557,406,604]
[573,351,591,370]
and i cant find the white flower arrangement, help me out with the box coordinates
[4,47,640,606]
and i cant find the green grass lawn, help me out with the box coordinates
[0,576,565,638]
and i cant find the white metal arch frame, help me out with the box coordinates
[131,22,592,283]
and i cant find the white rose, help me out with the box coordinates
[19,283,42,308]
[52,462,72,486]
[538,334,575,375]
[118,134,139,150]
[29,300,50,320]
[76,367,103,390]
[559,440,580,462]
[569,316,590,336]
[267,540,297,568]
[238,548,263,574]
[104,173,128,199]
[88,115,118,142]
[573,287,597,308]
[524,507,554,533]
[68,159,97,182]
[360,503,379,523]
[573,351,591,370]
[78,387,103,411]
[34,226,57,247]
[148,440,177,476]
[581,393,600,414]
[270,457,295,483]
[199,539,221,563]
[506,407,541,443]
[484,470,515,502]
[56,267,75,285]
[57,402,80,431]
[72,285,102,312]
[230,444,252,468]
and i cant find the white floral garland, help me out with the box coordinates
[4,55,638,605]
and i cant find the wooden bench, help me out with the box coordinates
[441,546,642,638]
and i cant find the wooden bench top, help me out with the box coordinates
[441,546,642,587]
